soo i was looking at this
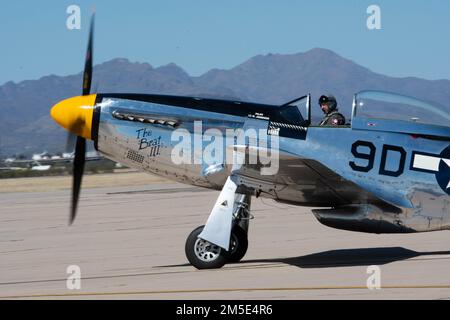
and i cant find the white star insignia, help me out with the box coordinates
[412,154,450,190]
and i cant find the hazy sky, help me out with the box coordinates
[2,0,450,85]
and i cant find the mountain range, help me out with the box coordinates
[1,48,450,156]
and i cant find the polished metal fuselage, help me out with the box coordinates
[95,97,450,233]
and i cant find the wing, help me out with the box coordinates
[228,148,379,207]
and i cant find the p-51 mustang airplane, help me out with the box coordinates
[51,15,450,269]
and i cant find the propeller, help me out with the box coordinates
[69,13,95,224]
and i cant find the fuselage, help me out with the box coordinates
[51,92,450,233]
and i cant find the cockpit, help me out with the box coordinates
[274,91,449,136]
[276,95,311,125]
[351,90,450,137]
[352,90,450,127]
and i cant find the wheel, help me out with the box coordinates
[185,226,228,269]
[225,225,248,263]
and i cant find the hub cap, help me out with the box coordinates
[194,238,221,262]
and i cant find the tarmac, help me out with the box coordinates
[2,180,450,299]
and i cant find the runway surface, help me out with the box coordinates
[2,181,450,299]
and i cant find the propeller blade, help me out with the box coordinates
[70,136,86,224]
[69,12,95,224]
[82,14,95,96]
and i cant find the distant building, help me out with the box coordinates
[32,151,51,161]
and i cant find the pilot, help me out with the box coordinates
[318,95,346,126]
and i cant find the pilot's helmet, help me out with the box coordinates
[318,95,337,112]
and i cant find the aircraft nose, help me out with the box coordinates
[50,94,97,140]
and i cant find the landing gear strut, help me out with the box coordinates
[185,193,252,269]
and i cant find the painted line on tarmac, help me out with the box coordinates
[3,284,450,299]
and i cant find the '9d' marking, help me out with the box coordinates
[349,140,406,177]
[349,141,375,172]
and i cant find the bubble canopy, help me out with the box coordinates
[353,90,450,128]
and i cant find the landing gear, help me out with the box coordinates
[185,193,252,270]
[185,225,249,269]
[227,194,251,263]
[225,225,248,263]
[185,226,228,269]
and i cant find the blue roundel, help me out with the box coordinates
[436,146,450,195]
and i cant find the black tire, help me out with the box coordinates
[185,226,228,269]
[225,225,249,263]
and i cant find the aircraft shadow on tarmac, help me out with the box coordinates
[240,247,450,268]
[157,247,450,269]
